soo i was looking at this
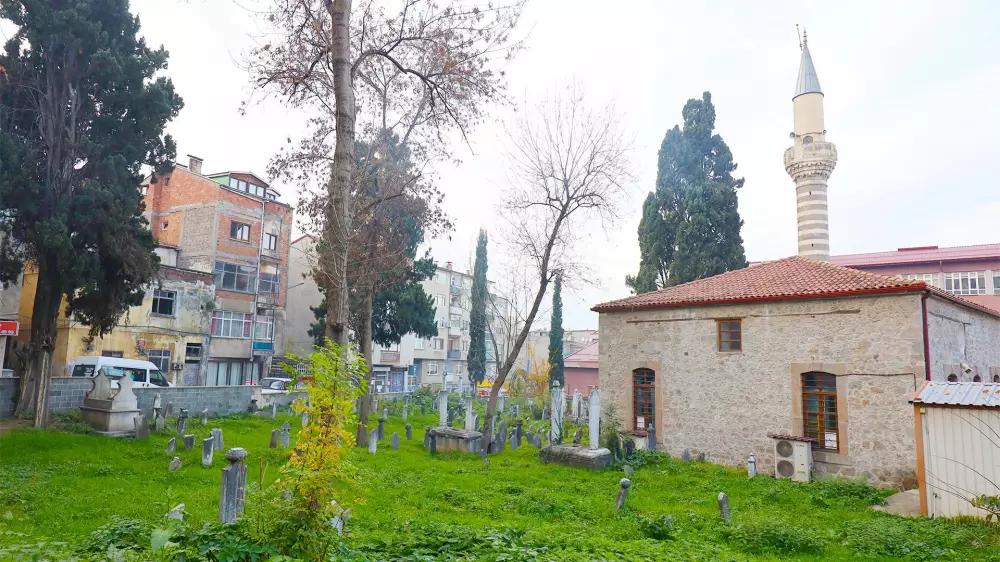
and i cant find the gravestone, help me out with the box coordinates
[541,406,548,421]
[377,418,385,440]
[391,432,399,450]
[615,478,631,511]
[155,415,165,432]
[202,436,215,467]
[270,402,277,419]
[515,419,523,442]
[248,398,259,413]
[169,456,182,471]
[382,407,388,420]
[513,404,519,418]
[498,421,507,447]
[718,492,732,523]
[464,396,475,432]
[153,393,162,413]
[623,439,635,458]
[134,415,148,440]
[494,430,505,453]
[402,402,408,422]
[219,448,247,524]
[510,433,520,450]
[647,425,656,451]
[79,372,141,435]
[211,428,224,451]
[573,429,583,445]
[176,410,188,436]
[571,389,581,421]
[279,422,291,448]
[498,395,505,414]
[165,437,176,454]
[200,408,209,425]
[419,402,426,416]
[165,401,174,418]
[437,391,448,427]
[681,448,691,462]
[588,389,601,449]
[183,434,195,450]
[427,428,437,453]
[423,427,432,449]
[405,424,412,440]
[269,429,280,448]
[367,431,377,454]
[301,411,309,427]
[165,503,184,521]
[549,382,564,445]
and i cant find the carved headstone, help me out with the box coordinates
[647,425,656,451]
[391,432,399,450]
[615,478,631,512]
[200,408,209,425]
[202,437,215,467]
[377,418,385,440]
[270,402,277,419]
[367,430,378,454]
[718,492,732,523]
[269,429,279,448]
[573,428,583,445]
[169,456,182,472]
[588,388,601,450]
[211,428,224,451]
[405,423,412,440]
[183,434,195,450]
[155,414,165,432]
[165,437,176,454]
[437,391,448,427]
[219,448,247,524]
[464,396,475,432]
[549,382,564,445]
[134,415,148,440]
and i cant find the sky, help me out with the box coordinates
[126,0,1000,331]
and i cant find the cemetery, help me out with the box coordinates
[1,392,998,561]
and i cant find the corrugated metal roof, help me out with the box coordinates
[831,242,1000,267]
[913,382,1000,408]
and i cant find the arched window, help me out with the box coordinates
[973,375,982,382]
[802,372,838,451]
[632,368,655,433]
[947,373,958,382]
[994,375,1000,383]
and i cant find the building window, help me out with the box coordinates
[972,375,982,382]
[185,343,202,362]
[207,359,258,386]
[264,233,278,251]
[994,273,1000,292]
[802,372,839,451]
[432,338,444,350]
[414,338,425,350]
[147,349,170,372]
[101,350,123,358]
[229,177,268,199]
[427,361,439,375]
[214,261,258,293]
[993,374,1000,383]
[151,289,176,316]
[947,373,959,382]
[230,221,251,242]
[259,272,280,294]
[254,310,274,341]
[632,368,655,432]
[943,271,987,295]
[212,310,253,338]
[717,319,742,352]
[902,273,937,286]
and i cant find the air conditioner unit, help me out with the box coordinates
[769,433,813,482]
[170,362,184,371]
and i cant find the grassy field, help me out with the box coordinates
[1,410,999,560]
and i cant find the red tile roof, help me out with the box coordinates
[594,256,928,312]
[831,242,1000,267]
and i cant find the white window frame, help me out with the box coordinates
[264,233,278,251]
[148,349,170,372]
[254,310,274,341]
[214,261,258,293]
[432,338,444,350]
[943,271,987,295]
[427,361,438,375]
[212,310,253,338]
[414,338,425,350]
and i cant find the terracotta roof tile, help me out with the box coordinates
[593,256,927,312]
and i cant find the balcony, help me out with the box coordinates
[449,305,463,316]
[449,284,462,296]
[447,350,461,360]
[257,292,279,307]
[448,325,463,336]
[260,247,281,262]
[380,350,400,363]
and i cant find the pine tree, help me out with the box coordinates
[547,274,564,388]
[0,0,182,425]
[627,92,747,290]
[466,230,489,386]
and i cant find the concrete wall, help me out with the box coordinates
[0,377,18,418]
[564,367,597,398]
[598,293,927,488]
[926,295,1000,382]
[41,377,265,418]
[46,377,95,414]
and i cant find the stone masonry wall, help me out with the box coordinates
[926,295,1000,382]
[0,377,18,418]
[598,293,926,488]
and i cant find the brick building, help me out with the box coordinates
[144,156,293,385]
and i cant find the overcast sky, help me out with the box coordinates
[130,0,1000,330]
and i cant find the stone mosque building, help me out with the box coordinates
[594,36,1000,487]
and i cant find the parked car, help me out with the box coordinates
[259,377,293,395]
[68,356,172,388]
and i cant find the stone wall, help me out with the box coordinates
[926,295,1000,383]
[598,293,926,488]
[0,377,18,418]
[133,386,262,419]
[47,377,96,414]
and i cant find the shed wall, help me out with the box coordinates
[922,406,1000,518]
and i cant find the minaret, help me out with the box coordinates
[784,31,837,261]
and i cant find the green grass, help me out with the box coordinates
[2,411,998,560]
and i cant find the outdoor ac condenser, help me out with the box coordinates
[770,435,813,482]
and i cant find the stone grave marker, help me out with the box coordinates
[572,389,582,421]
[498,395,505,413]
[405,424,412,440]
[427,428,437,454]
[169,456,182,471]
[202,436,215,467]
[269,429,280,448]
[515,419,523,442]
[153,393,162,412]
[549,382,564,445]
[368,431,378,454]
[134,415,148,440]
[200,408,209,425]
[270,402,278,418]
[377,418,385,440]
[155,415,165,432]
[510,433,520,450]
[183,434,195,450]
[219,448,247,524]
[647,425,656,451]
[464,396,475,432]
[623,439,635,458]
[437,391,448,427]
[391,432,399,450]
[176,409,189,436]
[681,448,691,462]
[301,411,309,427]
[279,423,290,448]
[718,492,731,523]
[165,437,176,454]
[423,427,431,448]
[402,402,408,422]
[248,398,259,413]
[165,401,174,418]
[211,428,224,451]
[382,407,388,420]
[615,478,631,511]
[588,389,601,449]
[573,428,583,445]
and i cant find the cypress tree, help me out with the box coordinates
[627,92,747,289]
[547,274,564,388]
[467,230,489,385]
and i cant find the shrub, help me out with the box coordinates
[638,514,677,540]
[808,476,889,506]
[726,520,824,555]
[838,517,985,560]
[49,411,95,435]
[80,517,148,553]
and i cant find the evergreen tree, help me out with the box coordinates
[627,92,746,290]
[0,0,182,424]
[466,230,488,386]
[547,274,564,388]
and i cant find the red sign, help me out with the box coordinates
[0,321,17,337]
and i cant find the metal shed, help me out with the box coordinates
[912,381,1000,518]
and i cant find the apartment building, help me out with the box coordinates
[831,243,1000,313]
[144,156,293,385]
[515,328,599,373]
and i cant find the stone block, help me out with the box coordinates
[424,426,483,454]
[539,444,613,470]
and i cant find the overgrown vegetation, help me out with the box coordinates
[1,407,998,560]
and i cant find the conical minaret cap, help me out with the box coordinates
[794,43,822,99]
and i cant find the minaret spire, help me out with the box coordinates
[784,31,837,261]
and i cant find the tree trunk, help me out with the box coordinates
[14,263,61,426]
[355,286,374,446]
[321,0,356,349]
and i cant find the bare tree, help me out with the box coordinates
[481,86,632,449]
[249,0,524,349]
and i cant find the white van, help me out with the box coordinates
[69,356,172,388]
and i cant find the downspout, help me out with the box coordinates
[921,291,931,381]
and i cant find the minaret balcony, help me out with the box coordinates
[784,141,838,168]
